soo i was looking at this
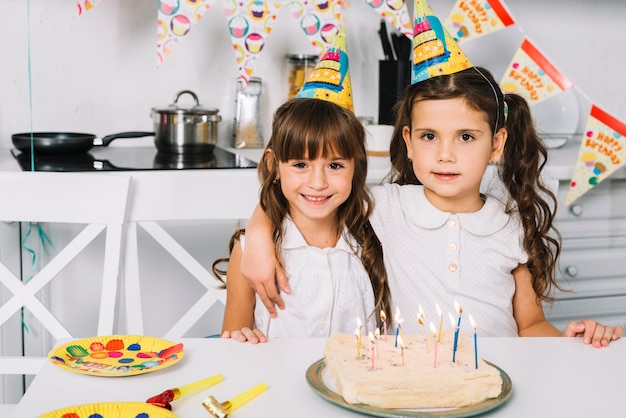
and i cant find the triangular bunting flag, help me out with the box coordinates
[224,0,282,87]
[76,0,106,16]
[500,38,573,104]
[444,0,515,42]
[157,0,215,66]
[364,0,413,38]
[565,105,626,205]
[288,0,344,56]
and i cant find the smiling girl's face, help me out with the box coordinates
[402,97,506,213]
[276,150,354,230]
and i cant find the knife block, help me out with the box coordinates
[378,60,411,125]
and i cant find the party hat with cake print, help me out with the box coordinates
[296,27,354,112]
[411,0,472,84]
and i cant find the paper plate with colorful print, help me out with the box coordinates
[38,401,179,417]
[48,335,184,377]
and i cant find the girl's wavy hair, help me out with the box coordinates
[387,67,562,302]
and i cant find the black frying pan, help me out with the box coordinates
[12,131,154,155]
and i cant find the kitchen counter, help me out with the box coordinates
[2,138,624,182]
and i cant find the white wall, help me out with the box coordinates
[1,0,625,148]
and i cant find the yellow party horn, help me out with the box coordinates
[147,374,224,410]
[202,383,268,417]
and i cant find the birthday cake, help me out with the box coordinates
[323,331,503,409]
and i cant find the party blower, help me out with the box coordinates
[203,383,268,417]
[146,374,224,410]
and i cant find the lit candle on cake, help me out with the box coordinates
[417,305,425,328]
[417,305,428,352]
[394,306,403,348]
[436,304,443,342]
[429,321,438,368]
[355,327,361,360]
[452,301,462,363]
[374,327,380,353]
[380,310,387,342]
[469,314,478,369]
[397,334,405,366]
[447,312,456,359]
[369,332,376,369]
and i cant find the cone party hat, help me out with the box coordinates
[296,27,354,112]
[411,0,472,84]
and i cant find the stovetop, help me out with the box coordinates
[11,146,257,172]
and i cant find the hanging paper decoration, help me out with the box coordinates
[288,0,344,56]
[224,0,282,87]
[500,39,572,105]
[76,0,106,16]
[363,0,412,38]
[157,0,215,66]
[444,0,514,42]
[565,106,626,205]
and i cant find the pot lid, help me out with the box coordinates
[151,90,219,116]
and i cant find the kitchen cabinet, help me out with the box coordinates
[543,177,626,331]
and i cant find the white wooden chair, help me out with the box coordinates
[0,172,130,411]
[122,171,258,340]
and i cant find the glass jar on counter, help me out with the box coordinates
[286,54,318,99]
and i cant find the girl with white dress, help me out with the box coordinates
[213,97,391,343]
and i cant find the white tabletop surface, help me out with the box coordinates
[11,336,624,417]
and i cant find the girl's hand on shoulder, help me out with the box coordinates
[221,328,268,344]
[563,319,624,348]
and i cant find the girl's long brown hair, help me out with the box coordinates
[386,67,562,302]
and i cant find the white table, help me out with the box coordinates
[11,337,625,417]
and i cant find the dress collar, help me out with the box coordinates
[281,217,357,252]
[400,185,511,235]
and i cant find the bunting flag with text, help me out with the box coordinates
[224,0,282,87]
[288,0,344,56]
[76,0,106,15]
[500,38,573,105]
[364,0,413,38]
[566,106,626,205]
[444,0,515,42]
[157,0,215,66]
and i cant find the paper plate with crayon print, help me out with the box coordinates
[48,335,184,376]
[39,401,179,418]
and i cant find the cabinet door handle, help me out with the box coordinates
[564,265,579,278]
[569,204,583,217]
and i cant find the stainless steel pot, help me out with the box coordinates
[151,90,221,154]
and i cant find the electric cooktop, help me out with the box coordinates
[11,146,257,172]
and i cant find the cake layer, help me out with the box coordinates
[323,331,502,409]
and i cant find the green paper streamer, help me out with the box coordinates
[21,222,53,334]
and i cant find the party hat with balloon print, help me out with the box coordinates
[296,26,354,112]
[411,0,472,84]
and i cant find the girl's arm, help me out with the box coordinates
[240,204,290,317]
[512,264,623,347]
[512,264,562,337]
[221,237,267,343]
